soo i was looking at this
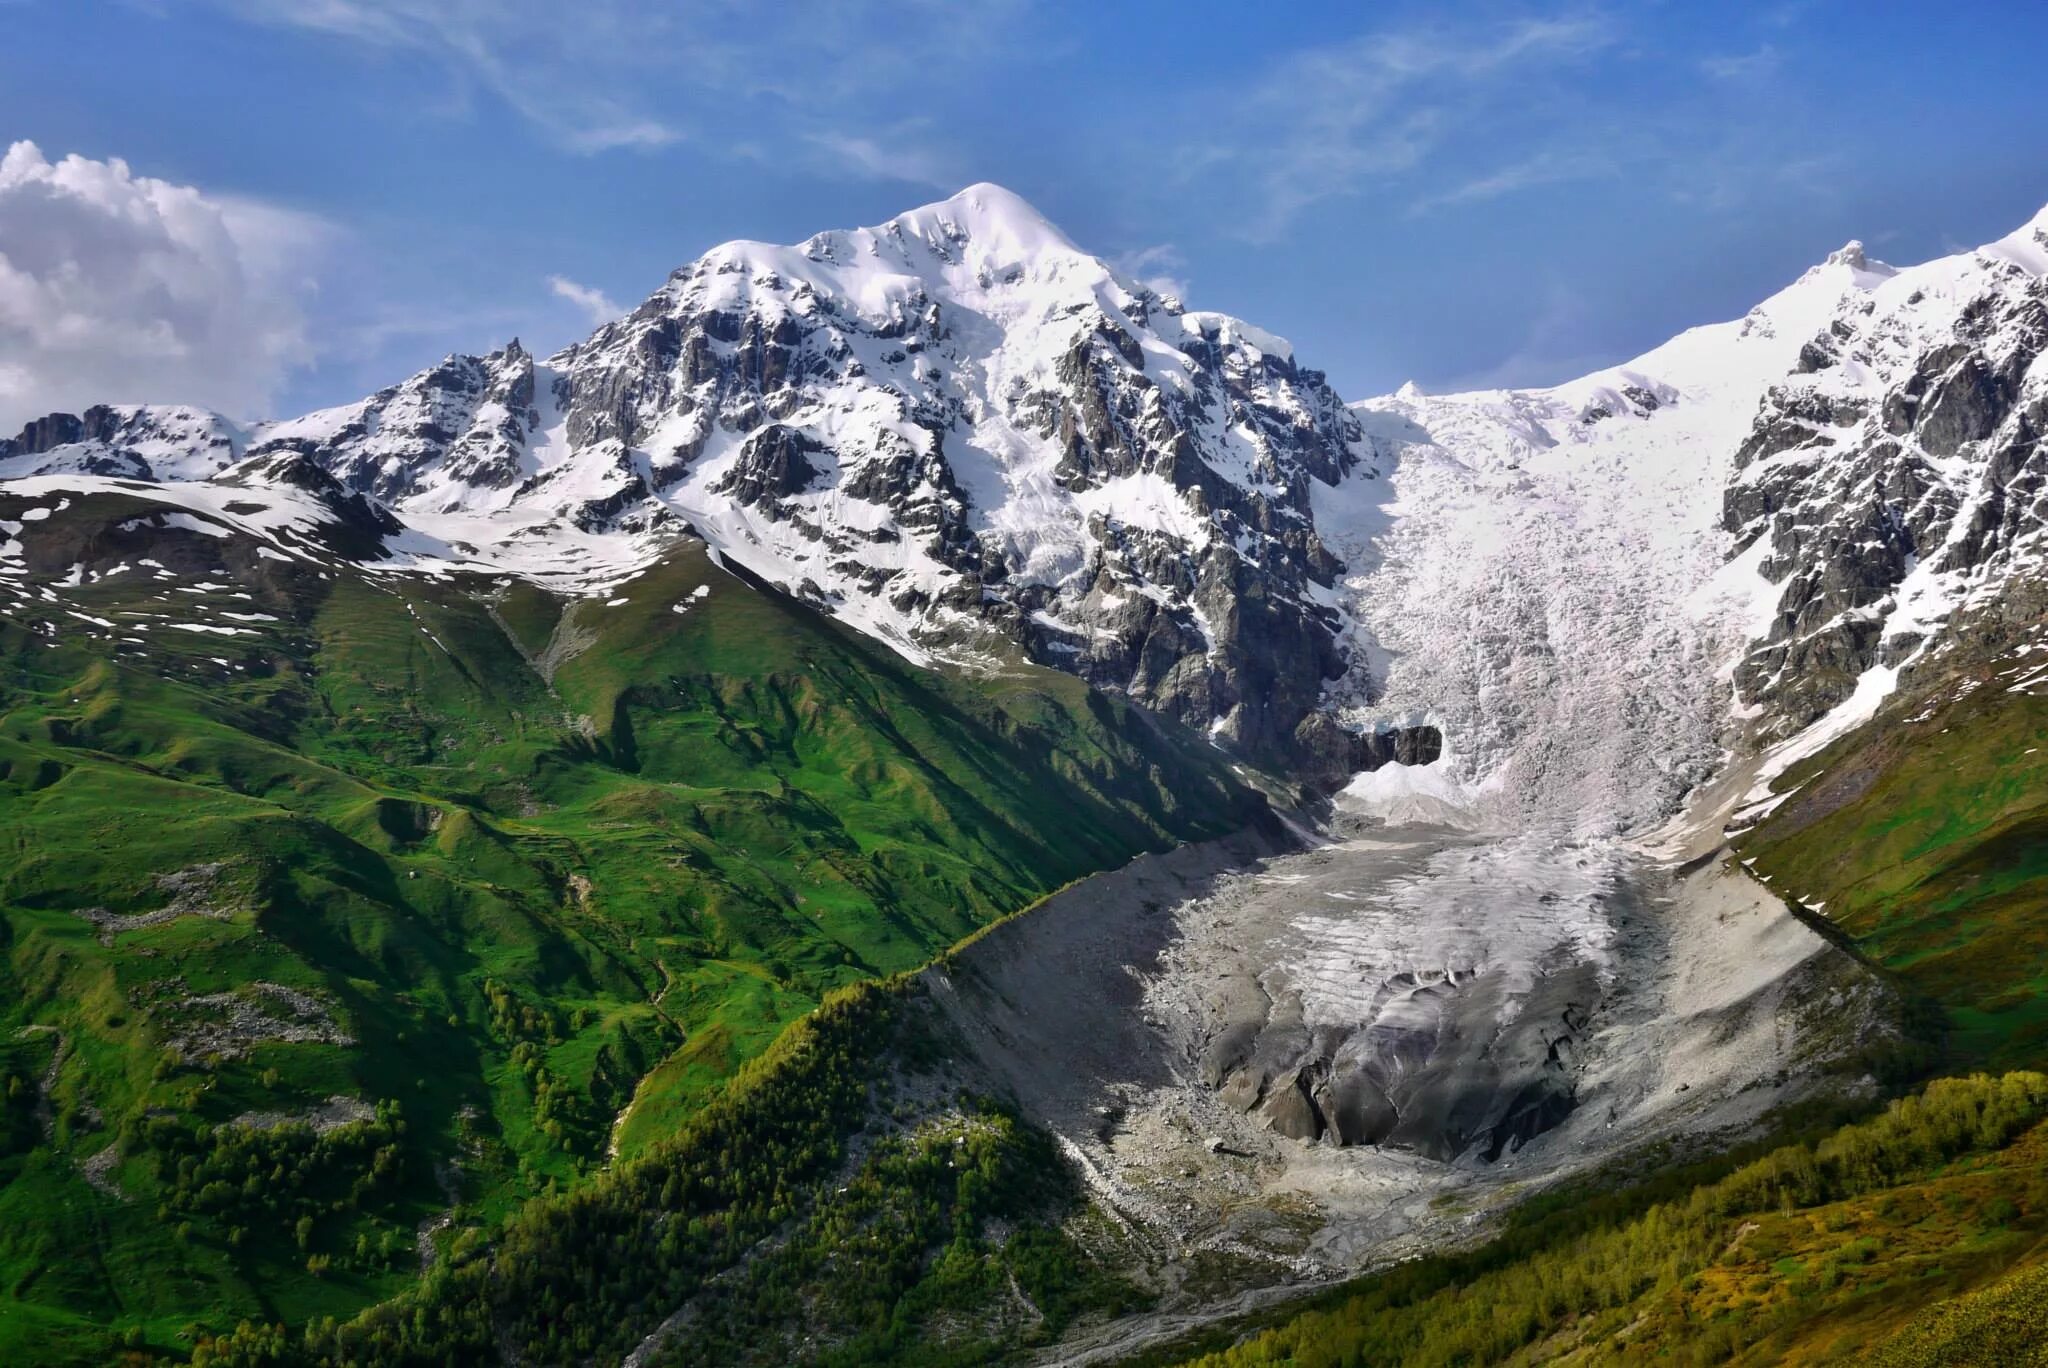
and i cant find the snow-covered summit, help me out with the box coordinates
[868,181,1084,262]
[0,184,1378,770]
[637,183,1096,336]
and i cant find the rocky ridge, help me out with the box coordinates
[1724,216,2048,736]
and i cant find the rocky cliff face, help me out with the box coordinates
[250,343,548,509]
[0,404,242,481]
[1724,225,2048,737]
[519,184,1377,763]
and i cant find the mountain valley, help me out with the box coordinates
[3,184,2048,1366]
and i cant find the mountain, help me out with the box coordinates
[8,185,2048,1365]
[0,191,1316,1359]
[1333,204,2048,835]
[11,188,2046,810]
[1142,205,2048,1368]
[2,185,1379,775]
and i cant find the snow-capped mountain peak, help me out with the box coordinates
[872,181,1083,262]
[1822,238,1887,275]
[14,186,2046,810]
[0,184,1379,772]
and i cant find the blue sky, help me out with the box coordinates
[4,0,2047,427]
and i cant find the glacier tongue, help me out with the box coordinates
[1183,833,1624,1162]
[1150,201,2048,1186]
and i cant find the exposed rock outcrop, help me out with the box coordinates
[1726,265,2048,735]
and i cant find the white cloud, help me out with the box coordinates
[0,141,328,432]
[547,275,622,327]
[1112,243,1191,302]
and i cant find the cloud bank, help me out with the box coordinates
[0,141,326,432]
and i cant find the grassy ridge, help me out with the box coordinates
[0,493,1262,1362]
[1868,1253,2048,1365]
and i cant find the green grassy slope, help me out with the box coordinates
[0,489,1265,1363]
[1736,665,2048,1070]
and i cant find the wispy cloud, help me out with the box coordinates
[1407,150,1618,216]
[208,0,1032,159]
[211,0,686,152]
[1112,244,1192,301]
[804,130,957,188]
[1196,13,1620,240]
[547,275,622,326]
[1700,44,1781,80]
[1664,143,1846,214]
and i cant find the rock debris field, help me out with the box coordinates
[924,812,1898,1345]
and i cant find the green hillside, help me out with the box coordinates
[1736,657,2048,1071]
[0,489,1265,1363]
[191,974,1150,1367]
